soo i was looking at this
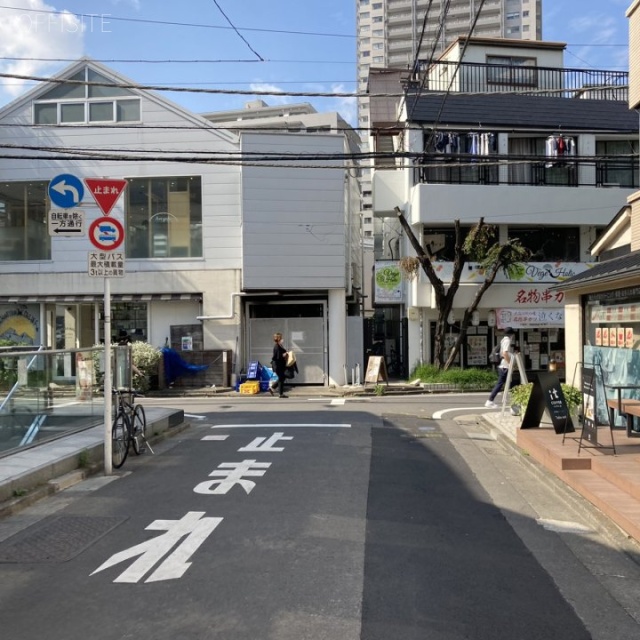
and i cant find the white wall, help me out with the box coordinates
[241,132,347,290]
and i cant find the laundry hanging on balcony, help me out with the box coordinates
[433,132,460,153]
[466,132,497,156]
[545,135,576,167]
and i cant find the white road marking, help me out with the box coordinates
[201,435,229,441]
[208,423,351,429]
[432,406,493,419]
[330,398,346,405]
[536,519,593,534]
[185,414,207,419]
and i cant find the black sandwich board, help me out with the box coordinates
[521,371,574,433]
[580,367,598,444]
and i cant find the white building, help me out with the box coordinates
[0,59,361,387]
[357,0,542,240]
[369,38,636,378]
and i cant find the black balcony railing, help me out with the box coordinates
[412,61,629,101]
[414,154,639,188]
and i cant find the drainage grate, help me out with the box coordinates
[0,515,125,563]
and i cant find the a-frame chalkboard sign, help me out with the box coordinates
[521,371,575,434]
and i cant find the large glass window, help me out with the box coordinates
[509,226,580,261]
[0,181,50,261]
[126,176,202,259]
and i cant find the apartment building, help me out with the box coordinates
[368,37,636,377]
[357,0,542,242]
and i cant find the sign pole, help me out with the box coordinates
[104,276,113,475]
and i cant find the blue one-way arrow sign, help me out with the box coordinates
[49,173,84,209]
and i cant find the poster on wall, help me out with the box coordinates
[0,305,40,345]
[626,327,635,349]
[595,327,602,346]
[374,261,404,304]
[609,327,617,347]
[467,335,487,366]
[618,327,625,348]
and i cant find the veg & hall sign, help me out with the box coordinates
[374,261,404,304]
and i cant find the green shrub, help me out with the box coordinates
[410,364,497,390]
[90,342,162,393]
[0,339,18,388]
[510,382,581,414]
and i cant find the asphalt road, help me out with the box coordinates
[1,393,640,639]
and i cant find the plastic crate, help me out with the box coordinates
[259,380,271,392]
[239,381,260,395]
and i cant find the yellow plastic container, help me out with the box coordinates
[239,381,260,395]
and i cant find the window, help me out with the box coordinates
[373,56,384,63]
[373,29,383,36]
[126,176,202,259]
[373,42,383,49]
[373,2,383,8]
[509,227,580,261]
[486,55,537,86]
[89,102,114,122]
[0,181,50,261]
[507,12,520,19]
[60,103,85,123]
[33,66,141,125]
[373,16,383,23]
[596,140,639,188]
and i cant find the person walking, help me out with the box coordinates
[270,332,289,398]
[485,327,516,409]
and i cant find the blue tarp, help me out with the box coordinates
[162,347,209,386]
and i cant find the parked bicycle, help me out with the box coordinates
[111,388,152,469]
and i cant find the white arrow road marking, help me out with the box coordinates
[52,179,80,203]
[208,423,351,429]
[432,407,492,419]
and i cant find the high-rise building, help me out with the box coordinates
[356,1,543,243]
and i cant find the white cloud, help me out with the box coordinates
[248,82,290,105]
[0,1,85,101]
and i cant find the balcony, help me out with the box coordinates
[416,60,629,101]
[415,154,639,189]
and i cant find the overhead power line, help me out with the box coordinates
[209,0,264,61]
[0,70,627,99]
[0,4,354,39]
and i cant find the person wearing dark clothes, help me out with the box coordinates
[270,332,289,398]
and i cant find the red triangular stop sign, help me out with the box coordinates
[84,178,128,215]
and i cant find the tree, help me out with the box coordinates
[394,207,530,370]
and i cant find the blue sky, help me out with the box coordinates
[0,0,631,125]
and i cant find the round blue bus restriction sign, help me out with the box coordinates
[88,217,124,251]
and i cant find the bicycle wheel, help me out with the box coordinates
[112,410,130,469]
[132,404,147,455]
